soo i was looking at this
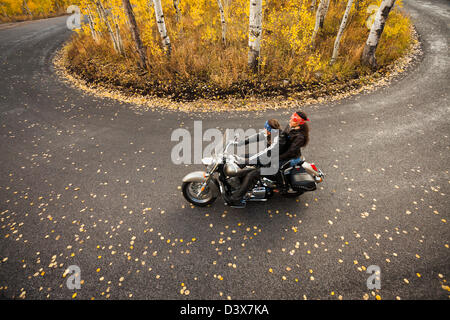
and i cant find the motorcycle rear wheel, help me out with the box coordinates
[182,181,217,207]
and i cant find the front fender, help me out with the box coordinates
[182,171,207,183]
[182,171,219,196]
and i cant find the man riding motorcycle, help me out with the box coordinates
[226,111,310,207]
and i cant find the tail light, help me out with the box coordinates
[311,163,324,182]
[302,162,324,181]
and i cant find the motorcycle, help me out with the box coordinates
[181,136,324,207]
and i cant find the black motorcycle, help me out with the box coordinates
[181,138,324,207]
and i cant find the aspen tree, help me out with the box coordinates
[248,0,262,72]
[86,5,99,43]
[173,0,181,23]
[217,0,227,45]
[311,0,330,45]
[111,10,125,54]
[361,0,396,68]
[123,0,148,69]
[152,0,171,55]
[22,0,31,16]
[330,0,353,65]
[95,1,123,55]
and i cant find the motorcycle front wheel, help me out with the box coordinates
[182,181,217,207]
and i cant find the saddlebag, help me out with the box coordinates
[289,166,316,192]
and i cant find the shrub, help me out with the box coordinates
[65,0,413,101]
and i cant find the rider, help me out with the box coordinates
[275,111,310,190]
[279,111,310,164]
[226,119,285,207]
[227,112,310,207]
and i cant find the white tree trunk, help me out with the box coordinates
[23,0,32,16]
[173,0,181,23]
[111,13,125,54]
[153,0,171,55]
[330,0,353,65]
[95,1,123,55]
[95,2,117,52]
[361,0,396,68]
[86,5,99,43]
[321,0,331,26]
[248,0,262,72]
[217,0,227,45]
[311,0,330,45]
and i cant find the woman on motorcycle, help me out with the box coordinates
[272,111,310,191]
[278,111,310,164]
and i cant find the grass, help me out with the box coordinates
[64,1,413,102]
[0,10,68,24]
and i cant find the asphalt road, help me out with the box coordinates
[0,0,448,300]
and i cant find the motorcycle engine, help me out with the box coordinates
[251,187,267,198]
[227,177,241,191]
[247,186,273,200]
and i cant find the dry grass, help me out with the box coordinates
[65,2,413,102]
[0,10,67,24]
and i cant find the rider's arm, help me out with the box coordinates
[247,135,279,165]
[236,131,266,147]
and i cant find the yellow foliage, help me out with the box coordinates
[0,0,73,22]
[64,0,413,100]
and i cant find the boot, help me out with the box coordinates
[224,192,246,208]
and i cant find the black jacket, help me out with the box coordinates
[238,130,289,163]
[279,126,306,161]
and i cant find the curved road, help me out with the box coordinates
[0,0,448,300]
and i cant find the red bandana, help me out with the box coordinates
[291,112,310,125]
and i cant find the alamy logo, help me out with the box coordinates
[65,265,81,290]
[170,121,280,175]
[366,265,381,290]
[66,5,81,30]
[366,5,379,29]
